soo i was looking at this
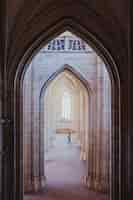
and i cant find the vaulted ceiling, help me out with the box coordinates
[0,2,129,200]
[0,0,129,78]
[7,0,128,32]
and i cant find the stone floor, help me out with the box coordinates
[24,136,107,200]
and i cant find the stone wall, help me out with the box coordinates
[23,31,111,193]
[0,1,128,200]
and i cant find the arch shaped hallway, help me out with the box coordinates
[0,1,130,200]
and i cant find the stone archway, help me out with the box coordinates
[5,19,122,200]
[23,59,111,197]
[23,63,94,193]
[39,66,93,192]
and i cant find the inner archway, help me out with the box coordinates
[22,31,112,200]
[43,69,89,191]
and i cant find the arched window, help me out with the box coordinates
[62,91,71,120]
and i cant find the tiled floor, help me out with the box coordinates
[24,138,107,200]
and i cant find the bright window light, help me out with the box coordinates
[62,91,71,120]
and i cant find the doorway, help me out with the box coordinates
[43,70,89,199]
[22,31,112,200]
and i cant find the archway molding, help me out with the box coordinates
[15,19,120,200]
[38,64,93,192]
[3,17,123,200]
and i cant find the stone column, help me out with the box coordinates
[85,55,98,189]
[31,62,46,192]
[93,57,110,193]
[94,58,104,191]
[80,90,89,161]
[86,91,97,189]
[44,86,56,150]
[103,68,111,193]
[79,90,86,160]
[86,56,111,194]
[44,90,49,152]
[24,63,46,193]
[24,65,33,192]
[98,60,110,193]
[95,59,104,191]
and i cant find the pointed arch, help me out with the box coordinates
[8,18,122,200]
[40,64,93,100]
[39,64,92,190]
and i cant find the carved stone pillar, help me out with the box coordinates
[96,58,110,192]
[86,92,97,190]
[24,63,46,193]
[85,55,98,190]
[24,67,33,192]
[44,91,49,152]
[86,57,110,194]
[94,61,104,192]
[31,64,46,192]
[79,90,86,161]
